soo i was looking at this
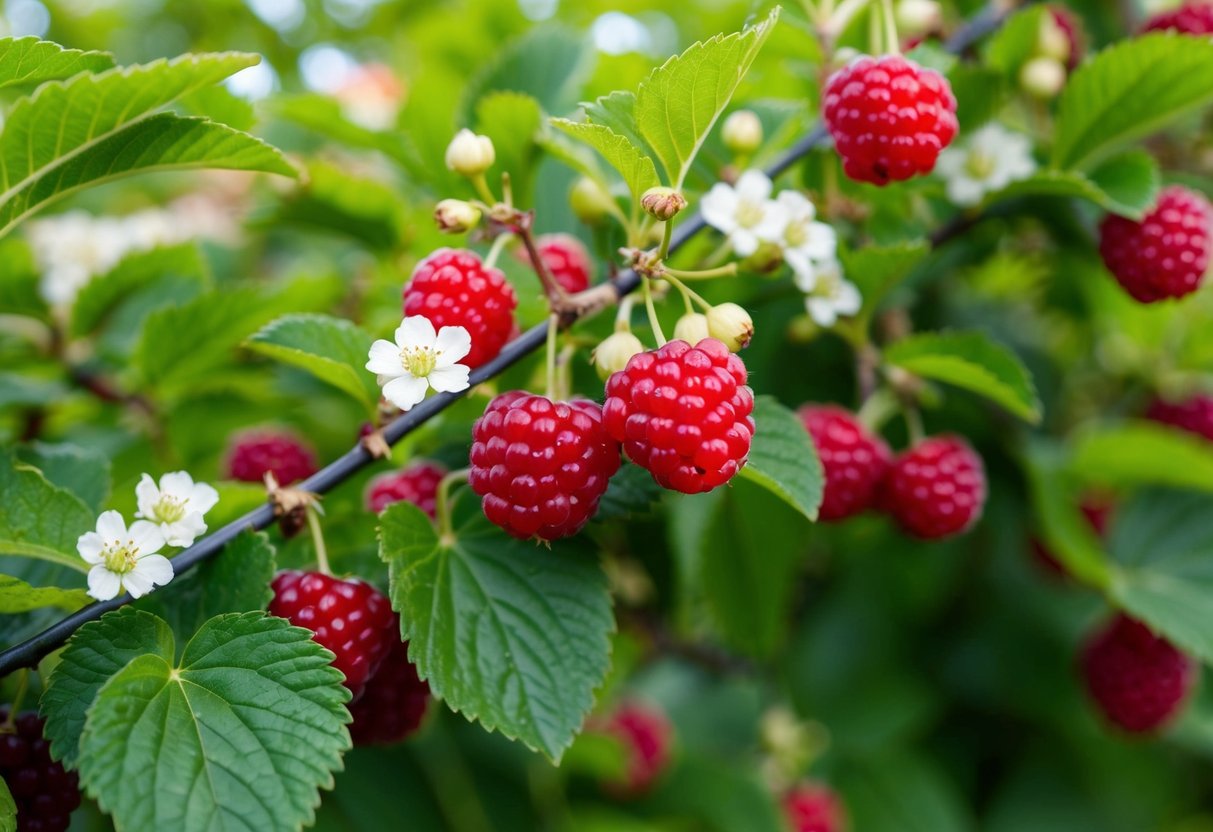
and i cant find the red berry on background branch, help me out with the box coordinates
[1146,393,1213,442]
[517,233,593,293]
[603,338,754,494]
[782,781,847,832]
[879,435,986,540]
[798,404,891,522]
[1141,1,1213,34]
[1098,185,1212,303]
[1081,614,1195,733]
[348,632,431,746]
[1031,497,1112,578]
[402,248,518,369]
[599,701,673,795]
[0,711,81,832]
[366,460,447,516]
[469,392,620,540]
[269,570,396,700]
[225,431,318,485]
[823,55,958,186]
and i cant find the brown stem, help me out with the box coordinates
[513,211,570,308]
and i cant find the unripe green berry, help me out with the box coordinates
[1020,56,1066,99]
[1038,13,1071,64]
[434,199,482,233]
[722,110,763,155]
[673,312,711,343]
[593,331,645,380]
[706,302,754,352]
[570,177,616,226]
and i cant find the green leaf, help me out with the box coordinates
[839,241,929,320]
[460,24,594,125]
[1107,489,1213,665]
[135,531,276,645]
[838,750,970,832]
[476,91,544,201]
[14,442,111,513]
[883,331,1041,423]
[594,462,664,522]
[266,159,407,250]
[984,6,1047,78]
[70,244,208,338]
[986,151,1160,218]
[75,612,350,832]
[0,574,90,613]
[0,776,13,832]
[0,452,93,571]
[41,608,175,768]
[269,93,411,165]
[1070,421,1213,492]
[0,37,114,89]
[1025,444,1112,589]
[581,91,645,148]
[245,314,379,412]
[379,498,613,761]
[738,396,823,521]
[550,119,660,206]
[634,8,780,187]
[1053,33,1213,170]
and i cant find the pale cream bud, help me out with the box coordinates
[444,128,495,176]
[1020,56,1067,99]
[896,0,942,35]
[593,331,644,380]
[673,312,711,344]
[570,177,616,226]
[706,302,754,352]
[641,187,688,221]
[433,199,482,233]
[1038,13,1072,64]
[722,110,763,155]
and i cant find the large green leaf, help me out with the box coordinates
[634,8,779,187]
[0,574,90,613]
[14,441,111,513]
[0,777,13,832]
[75,612,350,832]
[1053,33,1213,170]
[0,37,114,89]
[476,91,544,200]
[883,331,1041,423]
[1025,444,1112,589]
[738,396,823,522]
[839,241,929,321]
[550,119,660,207]
[1070,422,1213,493]
[838,751,971,832]
[70,244,208,338]
[984,6,1047,78]
[987,150,1160,218]
[0,452,93,572]
[379,498,613,761]
[245,314,379,413]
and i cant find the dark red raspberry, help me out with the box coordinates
[517,233,593,293]
[224,431,317,485]
[269,570,396,700]
[879,435,986,540]
[1098,186,1212,303]
[402,248,518,369]
[798,404,891,521]
[0,710,81,832]
[823,55,957,186]
[1048,6,1084,71]
[782,781,847,832]
[1146,393,1213,442]
[366,460,447,516]
[603,338,754,494]
[1031,497,1113,578]
[599,701,672,795]
[469,392,620,540]
[1142,1,1213,34]
[348,633,430,746]
[1081,614,1195,733]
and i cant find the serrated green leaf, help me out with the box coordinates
[14,441,111,512]
[738,396,823,521]
[551,119,660,206]
[75,612,350,832]
[460,24,594,125]
[0,776,13,832]
[594,462,664,522]
[0,37,114,89]
[634,8,780,188]
[581,90,645,148]
[1070,421,1213,492]
[70,244,208,338]
[379,498,613,761]
[41,608,175,768]
[986,151,1159,218]
[245,314,379,412]
[839,241,928,321]
[1053,33,1213,170]
[0,451,92,572]
[0,574,90,613]
[883,331,1041,423]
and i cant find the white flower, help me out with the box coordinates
[134,471,219,547]
[776,190,838,284]
[799,259,862,327]
[935,124,1036,207]
[701,170,787,257]
[76,511,174,601]
[366,316,472,411]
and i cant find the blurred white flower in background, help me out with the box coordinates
[935,123,1036,207]
[333,63,404,131]
[775,190,838,287]
[795,258,862,327]
[701,170,787,257]
[77,511,173,601]
[367,316,472,411]
[135,471,220,548]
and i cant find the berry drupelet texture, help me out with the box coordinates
[365,461,447,516]
[348,634,431,746]
[879,435,986,540]
[782,781,847,832]
[1098,185,1212,303]
[1146,393,1213,442]
[224,431,318,485]
[798,404,891,521]
[1142,1,1213,34]
[0,710,81,832]
[600,701,673,795]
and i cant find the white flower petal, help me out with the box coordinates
[949,177,985,207]
[835,280,863,315]
[776,190,815,221]
[427,364,471,394]
[131,554,174,595]
[86,566,122,601]
[731,230,760,257]
[752,205,789,243]
[158,471,195,498]
[735,170,773,201]
[382,374,429,411]
[76,532,105,564]
[164,514,207,548]
[802,223,838,260]
[700,183,739,233]
[128,520,165,556]
[806,296,838,327]
[433,325,472,366]
[187,482,220,515]
[395,315,437,349]
[367,339,403,377]
[95,510,126,542]
[134,473,160,520]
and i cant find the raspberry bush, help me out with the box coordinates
[4,2,1213,830]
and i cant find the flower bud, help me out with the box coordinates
[641,187,688,221]
[1038,13,1072,64]
[673,312,710,344]
[433,199,482,233]
[706,302,754,352]
[722,110,763,156]
[896,0,942,35]
[444,128,495,176]
[570,176,616,226]
[1019,56,1066,100]
[593,331,644,380]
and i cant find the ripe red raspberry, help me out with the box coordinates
[1142,1,1213,34]
[879,435,986,539]
[1081,614,1196,733]
[1098,186,1212,303]
[798,404,891,521]
[603,338,754,494]
[782,781,847,832]
[469,392,620,540]
[517,233,593,293]
[599,701,673,795]
[1146,393,1213,442]
[269,570,396,700]
[224,431,318,485]
[365,460,447,516]
[823,55,958,186]
[0,710,81,832]
[402,248,518,370]
[348,633,430,746]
